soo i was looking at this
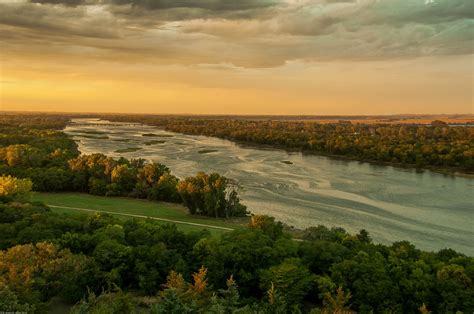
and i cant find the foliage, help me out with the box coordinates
[0,199,473,312]
[0,286,34,313]
[249,214,284,239]
[1,114,473,312]
[177,172,248,217]
[260,258,315,306]
[99,115,474,173]
[0,241,96,306]
[0,175,32,202]
[70,290,137,314]
[0,114,246,217]
[321,287,352,313]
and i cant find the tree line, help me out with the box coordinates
[1,187,473,313]
[0,114,247,218]
[1,113,473,313]
[98,114,474,173]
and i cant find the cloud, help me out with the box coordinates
[31,0,87,6]
[0,2,122,38]
[0,0,472,68]
[110,0,280,11]
[29,0,282,12]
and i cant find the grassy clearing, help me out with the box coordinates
[32,193,247,236]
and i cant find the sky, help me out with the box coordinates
[0,0,473,115]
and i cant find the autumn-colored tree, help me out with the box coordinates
[322,287,353,314]
[419,303,431,314]
[249,214,284,239]
[265,283,288,313]
[191,266,209,295]
[0,175,32,202]
[0,242,92,304]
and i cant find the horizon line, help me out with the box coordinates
[1,110,473,118]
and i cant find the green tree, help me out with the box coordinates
[260,258,315,306]
[249,215,284,240]
[177,172,247,217]
[435,264,474,313]
[0,286,34,313]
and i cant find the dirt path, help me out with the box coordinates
[47,204,235,231]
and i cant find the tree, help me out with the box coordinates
[249,215,284,240]
[321,287,353,314]
[263,283,288,314]
[356,229,371,244]
[2,144,42,168]
[431,120,448,126]
[137,163,170,186]
[303,225,348,243]
[212,275,240,312]
[299,240,349,274]
[88,178,107,196]
[0,286,34,313]
[155,271,197,313]
[70,290,137,314]
[435,264,474,312]
[110,164,136,195]
[194,229,285,297]
[0,175,32,203]
[331,251,402,313]
[177,172,247,218]
[0,242,95,306]
[148,173,180,202]
[260,258,315,306]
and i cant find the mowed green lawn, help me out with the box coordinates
[32,192,248,236]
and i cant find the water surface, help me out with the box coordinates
[66,119,474,255]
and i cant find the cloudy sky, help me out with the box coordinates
[0,0,473,114]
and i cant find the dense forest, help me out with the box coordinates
[0,113,473,313]
[0,114,247,218]
[98,114,474,174]
[2,182,474,313]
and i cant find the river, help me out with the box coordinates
[65,119,474,255]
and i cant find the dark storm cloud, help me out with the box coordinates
[110,0,280,11]
[28,0,281,11]
[1,0,472,68]
[30,0,87,6]
[0,2,121,39]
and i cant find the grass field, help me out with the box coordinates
[32,192,248,236]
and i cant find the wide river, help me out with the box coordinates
[65,119,474,255]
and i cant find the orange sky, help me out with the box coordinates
[1,0,473,114]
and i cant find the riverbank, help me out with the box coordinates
[87,115,473,177]
[64,118,474,255]
[209,138,474,179]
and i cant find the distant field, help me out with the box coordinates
[94,113,474,124]
[288,115,474,125]
[32,193,247,236]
